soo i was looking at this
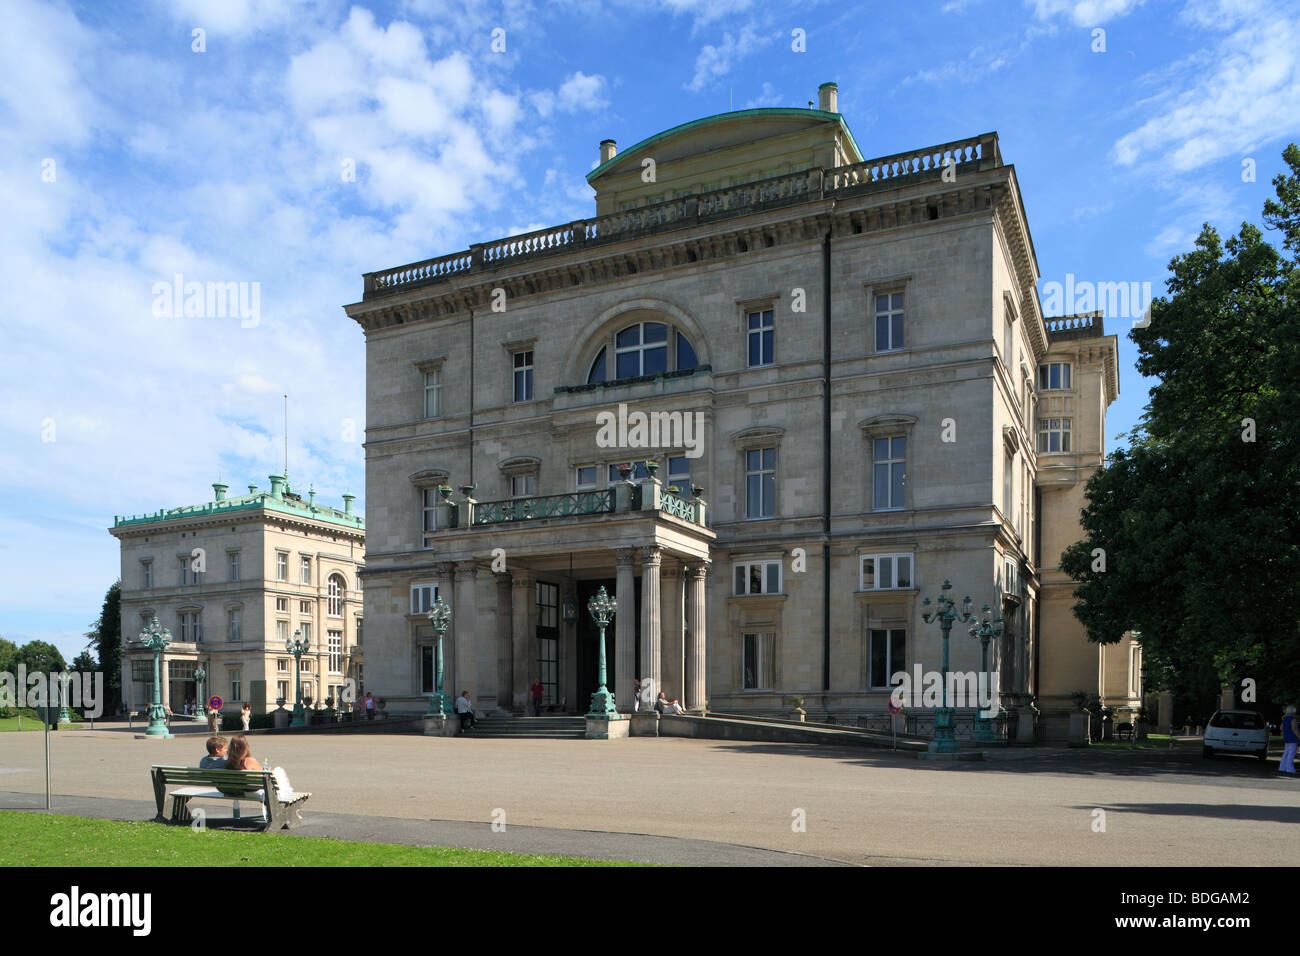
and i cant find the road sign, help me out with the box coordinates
[208,696,223,711]
[888,697,902,715]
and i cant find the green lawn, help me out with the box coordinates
[0,714,83,732]
[0,811,642,867]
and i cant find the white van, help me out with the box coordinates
[1202,710,1269,761]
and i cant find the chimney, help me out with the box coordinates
[248,482,258,495]
[213,481,228,502]
[269,474,286,499]
[600,139,617,164]
[818,82,838,113]
[342,493,356,516]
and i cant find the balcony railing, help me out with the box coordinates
[362,132,1001,300]
[441,483,709,531]
[471,490,615,526]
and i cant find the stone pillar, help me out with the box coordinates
[511,571,535,714]
[495,573,513,715]
[640,546,663,705]
[454,565,478,705]
[661,565,684,703]
[686,565,708,711]
[615,548,637,712]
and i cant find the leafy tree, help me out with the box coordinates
[71,651,97,672]
[15,641,67,674]
[0,638,16,675]
[86,580,122,714]
[1062,144,1300,710]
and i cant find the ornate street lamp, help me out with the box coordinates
[425,597,452,717]
[586,586,618,717]
[920,580,974,754]
[286,628,310,727]
[136,617,173,738]
[195,663,207,719]
[968,603,1004,743]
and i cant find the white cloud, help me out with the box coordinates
[1030,0,1145,25]
[557,71,609,112]
[687,25,769,91]
[743,82,783,108]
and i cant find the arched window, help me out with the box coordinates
[327,575,345,617]
[587,320,699,384]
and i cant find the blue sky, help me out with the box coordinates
[2,0,1297,662]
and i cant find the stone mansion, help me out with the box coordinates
[343,82,1133,741]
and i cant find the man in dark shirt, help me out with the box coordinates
[1281,705,1298,774]
[199,735,227,769]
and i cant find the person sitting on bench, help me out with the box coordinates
[200,736,228,768]
[655,691,687,715]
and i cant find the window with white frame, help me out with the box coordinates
[300,658,313,673]
[742,633,775,689]
[1038,362,1071,390]
[747,309,774,367]
[299,622,312,645]
[276,658,288,673]
[510,474,537,498]
[1038,417,1072,453]
[300,555,311,584]
[1003,304,1015,367]
[227,607,241,642]
[299,600,311,614]
[744,447,776,519]
[667,455,690,493]
[733,560,782,595]
[179,557,190,586]
[422,488,438,548]
[868,628,906,689]
[229,667,242,700]
[276,680,289,702]
[1003,557,1018,595]
[423,368,442,419]
[180,611,202,643]
[276,552,288,581]
[575,465,598,491]
[327,575,345,616]
[1004,453,1014,517]
[872,436,907,511]
[228,551,240,582]
[410,582,440,615]
[328,630,342,673]
[861,553,913,590]
[615,322,668,378]
[142,560,153,589]
[513,350,534,402]
[874,291,905,352]
[276,597,288,612]
[276,620,288,644]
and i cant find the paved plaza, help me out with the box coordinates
[3,725,1298,866]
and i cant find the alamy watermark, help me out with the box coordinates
[595,403,704,458]
[151,273,260,328]
[1039,274,1152,321]
[890,666,999,718]
[0,666,104,718]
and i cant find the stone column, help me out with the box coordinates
[685,565,708,711]
[614,549,637,712]
[454,565,478,704]
[495,573,513,715]
[511,571,536,714]
[640,546,663,705]
[661,564,684,703]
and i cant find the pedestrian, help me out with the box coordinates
[240,702,252,732]
[365,692,375,720]
[632,679,641,712]
[530,677,543,716]
[1281,705,1298,775]
[455,690,475,735]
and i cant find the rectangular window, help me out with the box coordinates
[747,309,774,367]
[874,291,905,352]
[276,620,289,644]
[575,465,598,491]
[861,553,914,590]
[410,583,440,615]
[420,644,435,694]
[872,436,907,511]
[132,660,152,682]
[733,561,782,595]
[276,680,289,703]
[228,551,240,582]
[423,368,442,418]
[180,612,202,643]
[179,558,190,587]
[1004,557,1018,595]
[229,668,241,701]
[1037,418,1072,453]
[667,455,690,493]
[299,600,311,615]
[1038,363,1072,390]
[742,633,775,689]
[299,622,311,646]
[277,658,289,673]
[276,552,288,581]
[1003,308,1015,367]
[513,350,534,402]
[300,658,313,673]
[328,630,342,673]
[227,608,241,643]
[356,618,363,647]
[422,488,438,548]
[869,629,907,689]
[1004,453,1014,516]
[510,474,537,498]
[142,561,153,589]
[744,447,776,519]
[276,598,288,612]
[299,556,310,584]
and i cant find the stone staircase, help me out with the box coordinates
[468,715,587,739]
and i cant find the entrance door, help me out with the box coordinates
[536,582,559,711]
[167,659,196,714]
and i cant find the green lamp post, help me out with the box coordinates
[138,617,173,738]
[425,597,452,717]
[920,580,974,754]
[586,586,618,717]
[286,628,310,727]
[195,663,207,720]
[967,603,1004,744]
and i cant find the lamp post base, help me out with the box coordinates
[585,713,629,739]
[927,707,963,754]
[424,693,449,718]
[973,714,997,744]
[585,686,619,719]
[290,704,307,728]
[143,705,172,738]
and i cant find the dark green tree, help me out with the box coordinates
[86,580,122,714]
[70,651,97,672]
[1062,144,1300,709]
[15,641,67,674]
[0,637,16,675]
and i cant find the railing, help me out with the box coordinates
[362,134,999,299]
[1044,313,1103,337]
[472,490,614,526]
[659,492,696,523]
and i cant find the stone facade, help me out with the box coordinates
[345,88,1131,739]
[110,478,365,718]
